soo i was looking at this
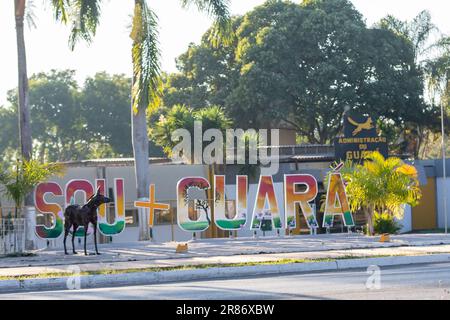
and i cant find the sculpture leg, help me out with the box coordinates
[94,223,100,255]
[84,225,88,255]
[63,224,70,255]
[72,224,78,254]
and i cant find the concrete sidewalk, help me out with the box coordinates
[1,233,450,278]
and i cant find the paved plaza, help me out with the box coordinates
[1,233,450,277]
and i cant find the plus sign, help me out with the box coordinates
[134,185,170,227]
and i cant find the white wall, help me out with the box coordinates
[112,225,192,243]
[436,177,450,229]
[397,205,412,234]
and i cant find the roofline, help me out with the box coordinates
[60,157,171,168]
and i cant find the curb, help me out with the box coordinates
[1,254,450,293]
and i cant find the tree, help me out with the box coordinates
[0,160,65,215]
[151,104,232,162]
[229,0,433,144]
[14,0,35,251]
[422,40,450,159]
[0,105,19,163]
[50,0,232,241]
[2,70,163,162]
[26,70,91,162]
[8,70,97,162]
[425,38,450,115]
[162,17,242,111]
[165,0,437,150]
[81,73,133,157]
[378,10,439,63]
[0,159,65,250]
[377,10,448,158]
[340,152,422,235]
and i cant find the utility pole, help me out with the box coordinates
[441,102,448,234]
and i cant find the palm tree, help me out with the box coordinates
[152,104,232,162]
[426,40,450,109]
[14,0,35,250]
[0,159,64,252]
[377,11,446,158]
[0,160,65,217]
[378,10,439,63]
[50,0,232,240]
[340,152,422,235]
[14,1,33,166]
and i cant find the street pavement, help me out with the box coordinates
[1,233,450,278]
[2,262,450,300]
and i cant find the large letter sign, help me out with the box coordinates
[34,172,356,239]
[177,177,211,232]
[323,172,355,228]
[134,184,170,228]
[284,174,319,230]
[96,179,126,236]
[214,175,248,231]
[34,182,64,239]
[250,176,282,230]
[35,179,127,239]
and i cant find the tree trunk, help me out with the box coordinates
[15,0,32,163]
[15,0,35,251]
[132,105,151,241]
[365,206,375,236]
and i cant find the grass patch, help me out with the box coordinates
[0,254,413,281]
[0,258,324,281]
[405,229,446,234]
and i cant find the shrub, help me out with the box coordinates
[339,151,421,235]
[373,212,402,235]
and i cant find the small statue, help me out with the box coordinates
[63,188,112,255]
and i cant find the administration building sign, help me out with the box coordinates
[334,113,388,161]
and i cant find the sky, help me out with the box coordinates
[1,0,450,106]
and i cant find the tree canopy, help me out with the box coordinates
[0,70,164,163]
[163,0,439,152]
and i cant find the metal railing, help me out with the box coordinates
[259,144,335,157]
[0,207,25,255]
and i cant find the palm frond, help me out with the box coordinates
[0,160,65,208]
[25,0,37,29]
[410,10,437,56]
[341,151,422,220]
[427,54,450,81]
[384,156,402,170]
[50,0,70,24]
[68,0,102,50]
[180,0,233,46]
[131,0,162,114]
[377,10,439,59]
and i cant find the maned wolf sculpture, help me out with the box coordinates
[63,188,112,255]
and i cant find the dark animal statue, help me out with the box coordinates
[63,188,112,255]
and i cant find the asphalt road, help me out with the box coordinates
[2,262,450,300]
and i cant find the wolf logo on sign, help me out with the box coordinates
[347,117,374,136]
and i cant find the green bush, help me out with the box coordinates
[373,212,402,235]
